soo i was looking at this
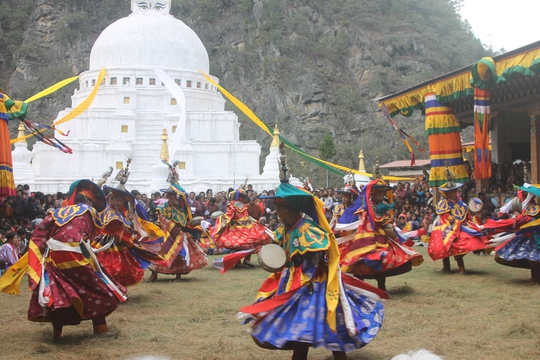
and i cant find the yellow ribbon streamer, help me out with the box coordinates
[200,71,414,182]
[11,68,106,144]
[24,75,79,103]
[0,253,28,295]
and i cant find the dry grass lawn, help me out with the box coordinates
[1,247,539,360]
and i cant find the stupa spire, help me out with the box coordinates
[160,128,170,160]
[358,149,366,172]
[270,124,281,148]
[17,122,26,140]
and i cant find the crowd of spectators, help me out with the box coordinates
[0,161,529,272]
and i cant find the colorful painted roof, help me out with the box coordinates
[377,40,540,117]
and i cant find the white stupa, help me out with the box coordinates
[12,123,34,186]
[16,0,281,194]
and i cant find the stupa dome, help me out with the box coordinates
[89,13,209,72]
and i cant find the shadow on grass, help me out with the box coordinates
[503,277,536,287]
[142,276,204,284]
[388,284,415,297]
[431,269,489,276]
[124,293,153,304]
[36,333,88,348]
[458,269,489,276]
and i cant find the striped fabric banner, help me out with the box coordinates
[0,94,17,196]
[424,92,469,187]
[473,87,492,179]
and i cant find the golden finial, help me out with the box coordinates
[160,128,169,160]
[17,122,25,138]
[358,149,366,172]
[270,124,281,148]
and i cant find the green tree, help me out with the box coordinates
[319,133,337,161]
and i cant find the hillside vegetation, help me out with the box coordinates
[2,0,488,186]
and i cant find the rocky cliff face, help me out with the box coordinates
[4,0,486,186]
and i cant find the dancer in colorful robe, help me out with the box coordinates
[27,180,127,340]
[147,183,207,282]
[241,181,386,360]
[95,184,165,287]
[485,184,540,284]
[332,185,358,223]
[428,177,487,273]
[211,188,272,270]
[332,185,361,226]
[339,179,423,291]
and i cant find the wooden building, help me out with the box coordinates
[377,40,540,191]
[380,159,430,181]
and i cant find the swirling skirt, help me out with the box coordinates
[496,234,540,268]
[249,281,384,352]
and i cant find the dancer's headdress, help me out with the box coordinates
[103,158,135,199]
[439,162,463,192]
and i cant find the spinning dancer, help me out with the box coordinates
[27,180,126,340]
[147,165,207,282]
[339,176,423,291]
[428,168,487,273]
[485,183,540,284]
[95,160,165,287]
[240,144,386,360]
[211,187,272,271]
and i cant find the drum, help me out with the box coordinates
[257,244,287,273]
[189,216,205,227]
[468,197,483,213]
[510,197,522,213]
[211,211,224,219]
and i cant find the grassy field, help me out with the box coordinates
[1,247,539,360]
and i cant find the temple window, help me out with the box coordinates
[121,125,128,133]
[136,78,143,85]
[123,77,130,85]
[205,83,208,90]
[85,80,88,88]
[171,98,177,105]
[172,125,177,133]
[92,79,96,86]
[110,77,117,85]
[186,80,192,87]
[175,79,181,86]
[124,97,130,104]
[116,161,123,169]
[178,161,186,169]
[196,82,201,88]
[149,78,156,85]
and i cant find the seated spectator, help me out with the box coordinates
[415,184,426,205]
[394,182,407,206]
[247,194,264,220]
[0,232,22,271]
[402,198,413,213]
[206,198,218,219]
[0,197,13,220]
[397,215,407,230]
